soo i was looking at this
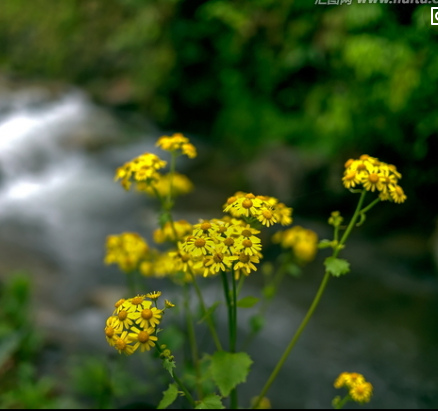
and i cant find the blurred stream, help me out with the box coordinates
[0,85,437,409]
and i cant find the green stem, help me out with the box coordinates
[358,197,380,216]
[334,394,351,409]
[189,269,223,351]
[184,284,203,400]
[236,274,245,297]
[220,271,233,352]
[252,190,368,409]
[230,270,238,409]
[155,345,197,408]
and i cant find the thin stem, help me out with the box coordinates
[189,269,223,351]
[236,274,245,297]
[359,197,380,215]
[220,271,233,352]
[252,190,368,409]
[334,394,351,409]
[251,271,331,409]
[155,345,197,408]
[230,269,238,409]
[184,284,203,399]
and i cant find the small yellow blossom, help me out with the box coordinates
[146,291,162,300]
[156,133,197,158]
[164,299,175,308]
[105,316,122,345]
[128,326,158,352]
[132,307,163,328]
[350,382,373,403]
[113,330,136,355]
[139,172,193,198]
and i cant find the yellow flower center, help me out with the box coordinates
[115,339,126,350]
[242,229,252,237]
[118,310,128,321]
[227,196,237,205]
[181,254,190,262]
[239,253,250,263]
[138,331,150,343]
[131,296,144,305]
[224,237,234,246]
[218,226,227,233]
[357,164,366,171]
[368,173,379,184]
[359,154,369,160]
[105,327,114,338]
[195,238,206,248]
[383,176,391,184]
[114,299,125,308]
[395,186,403,195]
[141,309,153,320]
[200,222,211,231]
[242,239,252,248]
[245,193,255,199]
[242,199,253,209]
[262,210,273,219]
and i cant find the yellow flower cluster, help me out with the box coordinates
[105,294,172,355]
[115,153,167,191]
[138,172,193,198]
[104,233,149,273]
[334,372,373,404]
[223,192,293,227]
[174,217,264,279]
[342,154,406,203]
[156,132,197,158]
[272,226,318,263]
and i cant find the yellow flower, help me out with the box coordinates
[334,372,350,389]
[235,237,262,256]
[105,316,122,346]
[231,253,260,276]
[361,169,382,192]
[146,291,162,300]
[165,299,175,308]
[257,208,278,227]
[125,296,152,313]
[202,246,234,275]
[342,170,361,189]
[350,382,373,403]
[390,185,407,203]
[113,330,136,355]
[132,307,163,328]
[183,235,215,257]
[113,309,136,330]
[273,226,318,263]
[156,133,197,158]
[128,326,158,352]
[345,372,366,387]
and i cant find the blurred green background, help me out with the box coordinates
[0,0,437,408]
[0,0,436,231]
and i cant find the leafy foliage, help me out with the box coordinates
[324,256,351,277]
[157,383,179,409]
[210,352,253,397]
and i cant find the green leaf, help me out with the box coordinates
[195,394,225,409]
[198,302,220,324]
[236,296,259,308]
[210,352,253,397]
[324,257,350,277]
[162,358,176,378]
[318,239,334,249]
[157,383,179,409]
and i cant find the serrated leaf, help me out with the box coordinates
[318,239,333,249]
[198,302,220,324]
[236,296,259,308]
[324,257,350,277]
[195,394,225,409]
[162,358,176,377]
[157,383,179,409]
[210,352,253,397]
